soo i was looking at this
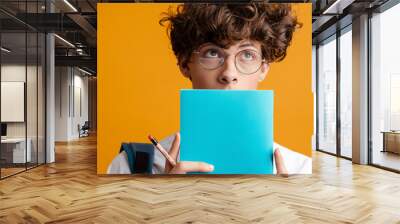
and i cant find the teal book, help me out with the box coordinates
[180,90,274,174]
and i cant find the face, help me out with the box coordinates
[180,40,269,90]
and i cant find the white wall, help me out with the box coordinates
[55,66,70,141]
[72,73,89,138]
[1,63,45,164]
[1,65,26,141]
[55,67,89,141]
[1,65,37,138]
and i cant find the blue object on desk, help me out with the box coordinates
[180,90,274,174]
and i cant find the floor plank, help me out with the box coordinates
[0,135,400,223]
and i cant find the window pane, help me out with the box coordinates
[27,31,38,169]
[318,36,337,154]
[38,32,45,165]
[1,30,28,177]
[340,29,352,158]
[0,1,46,179]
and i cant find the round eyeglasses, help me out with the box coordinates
[192,46,265,75]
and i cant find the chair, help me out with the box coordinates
[78,121,90,138]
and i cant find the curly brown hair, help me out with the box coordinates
[160,2,301,68]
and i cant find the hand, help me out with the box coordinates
[165,133,214,174]
[274,148,288,177]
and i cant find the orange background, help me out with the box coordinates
[97,3,312,174]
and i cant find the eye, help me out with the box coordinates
[239,50,257,61]
[203,48,221,58]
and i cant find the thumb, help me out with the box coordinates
[274,148,288,177]
[169,132,180,161]
[165,133,180,173]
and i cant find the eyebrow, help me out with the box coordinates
[199,42,256,48]
[238,43,257,49]
[198,42,258,51]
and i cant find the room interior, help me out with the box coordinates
[0,0,399,222]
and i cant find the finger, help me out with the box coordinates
[165,133,180,173]
[274,148,288,177]
[169,132,180,160]
[171,161,214,174]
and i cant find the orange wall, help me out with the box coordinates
[97,3,312,174]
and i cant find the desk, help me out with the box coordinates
[381,131,400,154]
[1,138,31,163]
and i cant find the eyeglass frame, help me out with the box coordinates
[191,46,266,75]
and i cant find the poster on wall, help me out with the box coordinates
[1,82,25,122]
[97,2,313,175]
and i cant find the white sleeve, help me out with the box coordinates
[107,151,132,174]
[106,135,175,175]
[273,143,312,174]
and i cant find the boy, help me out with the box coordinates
[108,2,311,175]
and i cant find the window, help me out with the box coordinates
[339,27,352,158]
[317,36,337,154]
[0,1,47,179]
[371,2,400,171]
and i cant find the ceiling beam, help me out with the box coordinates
[55,55,96,71]
[67,13,97,46]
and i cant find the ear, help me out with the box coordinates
[258,63,270,82]
[179,63,191,79]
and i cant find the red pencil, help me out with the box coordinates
[148,135,177,167]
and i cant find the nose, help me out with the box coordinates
[217,56,238,85]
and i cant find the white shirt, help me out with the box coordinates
[107,134,312,174]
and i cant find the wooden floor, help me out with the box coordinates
[1,163,44,178]
[1,135,400,223]
[1,167,26,178]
